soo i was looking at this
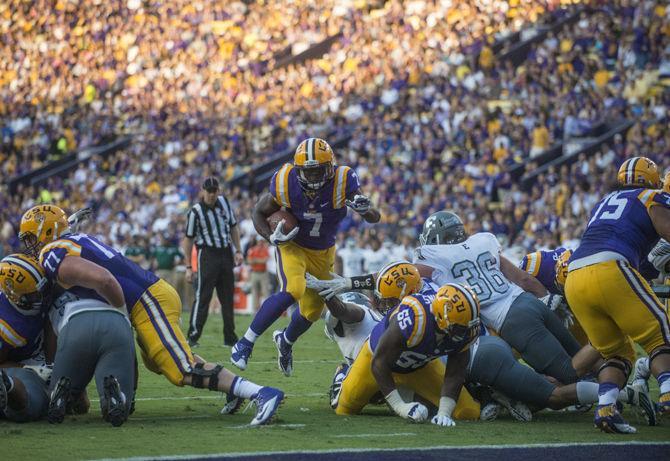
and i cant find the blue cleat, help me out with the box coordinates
[249,387,285,426]
[659,392,670,416]
[594,404,636,434]
[273,330,293,377]
[329,363,349,409]
[230,338,254,371]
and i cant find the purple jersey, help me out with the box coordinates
[270,163,360,250]
[519,248,567,295]
[571,189,670,269]
[369,289,471,374]
[0,293,44,363]
[39,233,159,312]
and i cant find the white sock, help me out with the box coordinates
[243,329,259,344]
[598,385,619,406]
[232,377,262,399]
[576,382,599,404]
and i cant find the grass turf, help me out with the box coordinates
[2,314,669,460]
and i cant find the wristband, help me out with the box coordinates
[437,396,456,417]
[351,273,375,290]
[384,389,405,414]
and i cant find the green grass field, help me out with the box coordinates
[2,314,669,461]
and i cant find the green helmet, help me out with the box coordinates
[419,211,467,246]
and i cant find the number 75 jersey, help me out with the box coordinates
[414,233,524,331]
[571,188,670,270]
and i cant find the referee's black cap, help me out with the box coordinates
[202,177,220,192]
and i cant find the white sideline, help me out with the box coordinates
[90,441,670,461]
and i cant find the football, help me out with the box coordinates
[267,209,298,233]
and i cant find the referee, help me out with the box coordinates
[182,177,243,347]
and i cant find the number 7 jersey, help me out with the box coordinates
[414,232,524,331]
[571,188,670,270]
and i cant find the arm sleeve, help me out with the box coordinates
[345,168,362,200]
[185,209,197,238]
[39,241,81,279]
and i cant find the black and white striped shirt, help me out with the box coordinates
[185,196,237,249]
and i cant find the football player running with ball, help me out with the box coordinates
[231,138,380,376]
[565,157,670,434]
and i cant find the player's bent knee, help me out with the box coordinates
[649,345,670,365]
[188,363,223,391]
[598,356,632,380]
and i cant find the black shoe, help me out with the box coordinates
[48,377,71,424]
[224,335,239,347]
[102,376,128,427]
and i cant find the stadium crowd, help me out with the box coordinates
[1,0,669,287]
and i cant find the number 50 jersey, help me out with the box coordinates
[571,189,670,270]
[414,233,524,332]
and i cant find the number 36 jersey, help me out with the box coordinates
[571,189,670,270]
[414,232,523,331]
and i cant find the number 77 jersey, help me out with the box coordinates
[414,232,524,332]
[571,188,670,270]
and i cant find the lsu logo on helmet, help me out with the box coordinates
[374,261,422,313]
[19,204,69,258]
[617,157,661,189]
[0,253,48,315]
[293,138,335,191]
[431,283,480,346]
[554,249,573,292]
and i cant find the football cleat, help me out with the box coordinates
[632,357,651,393]
[273,330,293,377]
[220,392,244,415]
[480,402,500,422]
[622,383,656,426]
[230,338,254,371]
[594,404,636,434]
[48,376,72,424]
[329,363,349,409]
[102,376,128,427]
[659,392,670,416]
[491,390,532,422]
[249,387,285,426]
[0,369,12,413]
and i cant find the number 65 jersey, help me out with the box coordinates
[570,189,670,270]
[414,232,524,332]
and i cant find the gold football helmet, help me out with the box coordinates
[663,171,670,194]
[554,249,573,292]
[0,253,49,315]
[374,261,422,313]
[19,204,69,258]
[431,283,480,345]
[294,138,335,191]
[617,157,661,189]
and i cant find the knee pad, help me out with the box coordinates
[598,357,632,381]
[650,345,670,365]
[189,363,223,391]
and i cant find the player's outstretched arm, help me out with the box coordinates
[372,322,428,422]
[57,257,126,309]
[500,255,547,297]
[432,349,469,427]
[324,295,365,324]
[252,193,282,242]
[346,190,380,223]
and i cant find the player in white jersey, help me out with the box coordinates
[338,239,366,277]
[412,211,589,385]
